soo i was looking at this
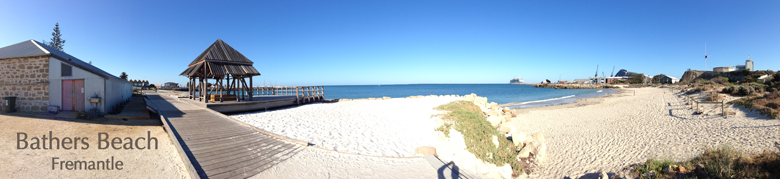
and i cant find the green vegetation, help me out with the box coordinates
[652,74,666,84]
[435,101,522,176]
[711,76,730,85]
[633,145,780,179]
[635,158,676,176]
[41,22,66,51]
[435,122,452,137]
[120,72,128,80]
[629,73,646,84]
[698,78,708,84]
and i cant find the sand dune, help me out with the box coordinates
[507,87,780,178]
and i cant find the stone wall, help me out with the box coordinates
[0,56,50,112]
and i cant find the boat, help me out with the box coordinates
[510,77,524,84]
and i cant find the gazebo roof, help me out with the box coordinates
[180,39,261,77]
[188,39,253,66]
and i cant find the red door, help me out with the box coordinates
[62,80,85,111]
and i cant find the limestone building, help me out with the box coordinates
[0,40,132,113]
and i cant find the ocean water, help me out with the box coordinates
[322,84,615,108]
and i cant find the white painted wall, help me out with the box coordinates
[105,77,132,113]
[48,57,106,113]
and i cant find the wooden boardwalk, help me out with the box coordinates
[144,93,305,179]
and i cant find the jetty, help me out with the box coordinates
[145,92,306,178]
[181,86,324,113]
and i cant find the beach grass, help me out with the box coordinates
[436,101,523,176]
[633,145,780,179]
[728,92,780,119]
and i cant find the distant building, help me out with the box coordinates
[716,56,754,72]
[164,82,179,89]
[557,80,570,84]
[614,69,631,77]
[757,74,771,83]
[573,79,590,84]
[713,66,735,72]
[589,76,606,84]
[659,76,679,84]
[129,79,149,87]
[606,77,624,84]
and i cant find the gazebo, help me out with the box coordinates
[180,39,261,103]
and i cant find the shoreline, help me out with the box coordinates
[501,89,620,109]
[509,89,626,114]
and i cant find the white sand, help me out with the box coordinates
[230,97,461,157]
[250,147,438,179]
[507,87,780,178]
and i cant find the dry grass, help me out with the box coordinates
[633,144,780,179]
[730,92,780,119]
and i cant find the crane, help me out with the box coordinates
[611,66,615,77]
[595,65,599,77]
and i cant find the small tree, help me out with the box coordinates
[120,72,128,80]
[48,23,66,51]
[629,73,645,84]
[652,74,666,83]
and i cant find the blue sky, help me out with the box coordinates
[1,1,778,86]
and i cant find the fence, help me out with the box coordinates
[671,87,726,117]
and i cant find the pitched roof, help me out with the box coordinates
[0,40,126,81]
[181,39,261,77]
[188,39,253,66]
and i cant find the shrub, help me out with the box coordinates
[737,86,756,96]
[435,123,453,137]
[722,86,736,94]
[632,145,780,179]
[698,78,708,84]
[712,76,729,85]
[436,101,523,176]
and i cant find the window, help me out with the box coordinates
[61,63,72,76]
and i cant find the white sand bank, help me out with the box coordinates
[251,147,438,179]
[507,87,780,178]
[231,97,460,157]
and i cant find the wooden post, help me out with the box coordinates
[234,78,239,102]
[296,87,299,105]
[249,77,253,100]
[722,100,725,117]
[187,76,192,99]
[219,78,224,102]
[321,86,324,100]
[204,78,209,103]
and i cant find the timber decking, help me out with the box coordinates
[145,93,304,179]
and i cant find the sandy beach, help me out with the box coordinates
[231,96,461,157]
[0,114,188,178]
[227,87,779,178]
[507,87,780,178]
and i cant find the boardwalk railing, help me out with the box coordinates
[253,86,324,104]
